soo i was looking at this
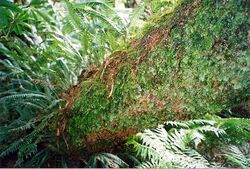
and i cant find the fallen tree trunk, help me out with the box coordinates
[59,0,250,155]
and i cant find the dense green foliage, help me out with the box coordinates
[0,0,124,167]
[128,117,250,168]
[0,0,249,168]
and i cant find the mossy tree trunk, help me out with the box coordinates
[58,0,250,155]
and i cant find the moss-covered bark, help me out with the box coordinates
[60,0,249,154]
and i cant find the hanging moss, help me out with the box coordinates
[65,0,250,152]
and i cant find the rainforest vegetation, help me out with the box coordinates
[0,0,249,168]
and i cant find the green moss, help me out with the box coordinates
[68,81,110,143]
[67,0,250,146]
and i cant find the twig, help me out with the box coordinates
[108,79,114,98]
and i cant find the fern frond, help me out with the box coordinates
[165,119,216,129]
[63,0,86,33]
[0,93,51,102]
[73,0,113,11]
[0,139,24,157]
[138,128,167,153]
[197,125,226,137]
[179,148,210,168]
[15,143,38,167]
[128,136,161,161]
[23,149,49,167]
[87,153,128,168]
[129,119,224,168]
[78,8,123,33]
[138,159,171,169]
[9,122,34,132]
[224,145,250,168]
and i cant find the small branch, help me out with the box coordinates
[108,79,114,98]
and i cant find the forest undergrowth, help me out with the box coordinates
[0,0,249,168]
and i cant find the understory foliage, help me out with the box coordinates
[0,0,249,168]
[61,0,126,63]
[128,120,219,168]
[224,144,250,169]
[127,117,250,168]
[87,152,129,168]
[84,117,250,168]
[0,0,124,167]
